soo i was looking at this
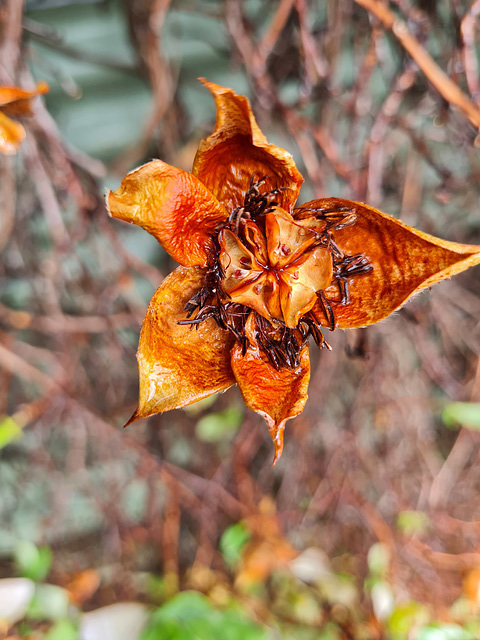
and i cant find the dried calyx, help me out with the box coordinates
[179,177,373,371]
[106,79,480,465]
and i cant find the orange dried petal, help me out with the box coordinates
[280,247,333,327]
[0,81,49,114]
[219,229,283,322]
[192,80,303,212]
[106,160,228,267]
[0,111,25,155]
[231,314,310,464]
[127,266,235,423]
[279,275,317,328]
[219,228,260,286]
[300,198,480,329]
[243,221,268,263]
[265,208,317,268]
[229,271,283,323]
[65,569,100,605]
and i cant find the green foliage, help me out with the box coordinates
[219,522,251,569]
[416,624,475,640]
[442,402,480,430]
[0,416,23,449]
[139,591,267,640]
[397,510,431,536]
[367,542,390,577]
[44,618,78,640]
[14,541,53,582]
[387,601,430,639]
[195,407,244,443]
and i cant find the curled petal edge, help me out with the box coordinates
[297,198,480,329]
[192,79,304,212]
[230,314,310,465]
[127,266,236,425]
[106,160,228,268]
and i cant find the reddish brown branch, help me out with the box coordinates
[355,0,480,129]
[0,0,23,82]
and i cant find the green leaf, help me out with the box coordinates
[219,523,251,569]
[316,623,342,640]
[151,591,212,622]
[196,407,243,443]
[317,572,358,607]
[388,602,429,638]
[442,402,480,430]
[141,591,267,640]
[367,542,390,576]
[0,415,23,449]
[45,618,78,640]
[14,541,53,582]
[416,623,474,640]
[397,510,431,536]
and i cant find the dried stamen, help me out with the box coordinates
[179,179,373,370]
[333,253,373,304]
[228,175,288,232]
[316,290,336,331]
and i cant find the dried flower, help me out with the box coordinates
[107,80,480,464]
[0,82,49,155]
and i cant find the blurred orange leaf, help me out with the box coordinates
[65,569,100,605]
[235,498,298,588]
[463,566,480,602]
[0,82,49,155]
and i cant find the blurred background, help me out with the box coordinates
[1,0,480,638]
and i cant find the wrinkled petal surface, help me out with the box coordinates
[218,228,282,321]
[107,160,228,267]
[127,266,236,424]
[231,314,310,465]
[243,221,269,263]
[265,208,317,268]
[192,80,304,212]
[300,198,480,329]
[0,110,25,155]
[219,228,261,285]
[279,247,333,327]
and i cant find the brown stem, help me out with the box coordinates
[354,0,480,129]
[460,0,480,102]
[0,0,24,82]
[0,0,23,250]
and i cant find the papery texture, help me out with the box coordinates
[193,80,303,212]
[128,266,236,424]
[107,160,228,267]
[231,314,310,464]
[298,198,480,329]
[109,80,480,465]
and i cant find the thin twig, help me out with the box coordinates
[460,0,480,102]
[355,0,480,129]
